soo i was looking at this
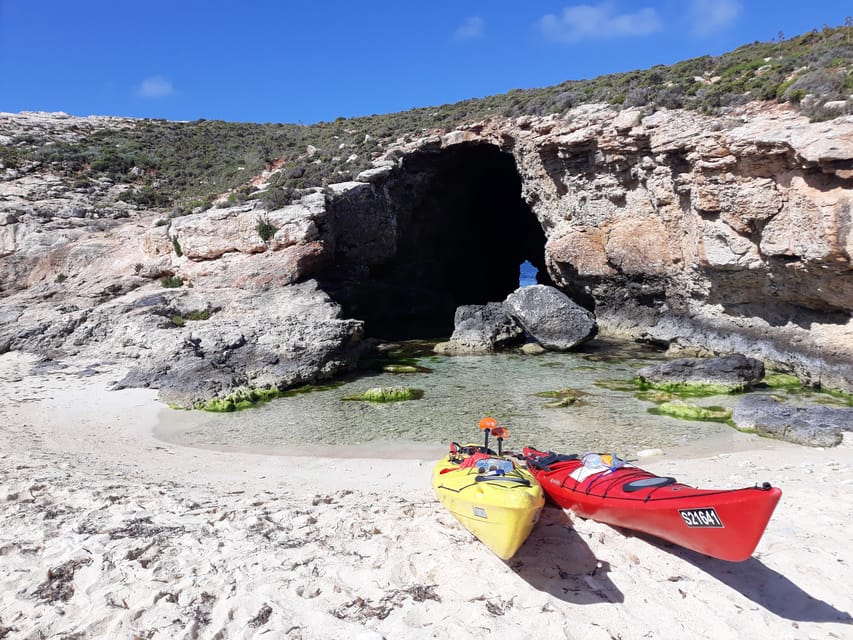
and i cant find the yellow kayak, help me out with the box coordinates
[432,442,545,560]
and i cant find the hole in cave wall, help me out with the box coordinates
[324,143,552,340]
[519,260,539,287]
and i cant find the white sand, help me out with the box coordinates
[1,351,851,640]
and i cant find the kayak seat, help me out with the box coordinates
[622,476,677,493]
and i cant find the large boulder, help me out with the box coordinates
[111,280,366,408]
[732,395,853,447]
[637,354,765,391]
[503,285,597,351]
[435,303,524,354]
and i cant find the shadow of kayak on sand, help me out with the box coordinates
[509,505,624,604]
[629,530,853,625]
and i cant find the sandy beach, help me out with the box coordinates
[1,351,852,640]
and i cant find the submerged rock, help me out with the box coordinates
[732,395,853,447]
[342,386,424,402]
[504,285,597,351]
[381,364,429,373]
[536,387,589,408]
[652,401,732,422]
[637,354,765,392]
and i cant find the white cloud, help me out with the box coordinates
[453,16,485,42]
[687,0,742,37]
[539,3,662,43]
[136,75,174,98]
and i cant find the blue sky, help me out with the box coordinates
[1,1,849,124]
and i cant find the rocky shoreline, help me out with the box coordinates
[1,105,851,430]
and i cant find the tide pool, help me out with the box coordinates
[154,339,790,459]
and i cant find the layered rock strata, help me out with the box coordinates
[375,104,853,391]
[1,104,851,406]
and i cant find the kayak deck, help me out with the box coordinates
[433,450,544,560]
[523,447,781,562]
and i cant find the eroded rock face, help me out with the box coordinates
[115,281,365,408]
[0,111,359,406]
[1,105,852,405]
[637,354,765,390]
[377,103,852,391]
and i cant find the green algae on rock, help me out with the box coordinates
[199,387,284,412]
[760,373,853,407]
[763,373,803,389]
[805,388,851,409]
[535,387,587,398]
[544,396,586,408]
[198,383,343,412]
[342,386,425,402]
[635,378,745,397]
[649,401,732,423]
[281,382,343,397]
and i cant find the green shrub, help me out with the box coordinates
[161,275,183,288]
[118,185,173,207]
[9,24,851,209]
[256,215,278,242]
[166,310,210,326]
[0,146,24,169]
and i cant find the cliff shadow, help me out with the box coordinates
[702,265,852,329]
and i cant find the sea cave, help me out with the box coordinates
[325,142,552,339]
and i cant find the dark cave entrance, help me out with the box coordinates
[327,143,551,340]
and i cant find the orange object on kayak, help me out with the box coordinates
[479,416,498,431]
[523,446,781,562]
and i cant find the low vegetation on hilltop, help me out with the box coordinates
[3,24,851,212]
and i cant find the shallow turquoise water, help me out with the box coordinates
[154,339,783,459]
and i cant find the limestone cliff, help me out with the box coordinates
[1,104,851,403]
[370,103,853,391]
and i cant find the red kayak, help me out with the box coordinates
[522,447,782,562]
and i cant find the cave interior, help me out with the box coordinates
[328,143,551,339]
